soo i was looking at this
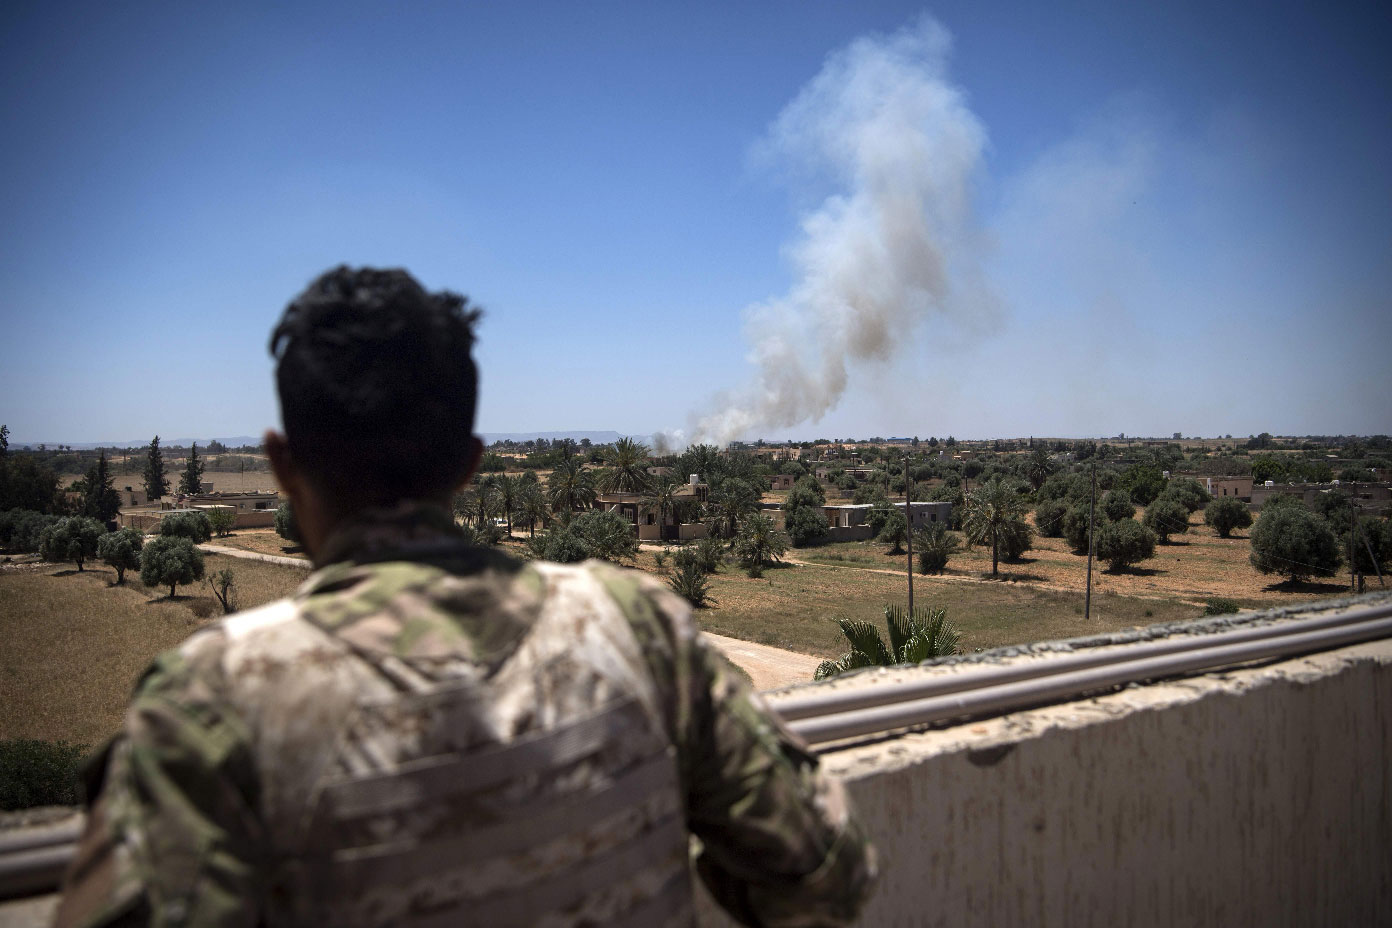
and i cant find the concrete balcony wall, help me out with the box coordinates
[699,635,1392,926]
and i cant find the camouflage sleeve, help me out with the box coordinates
[54,634,266,928]
[597,566,877,927]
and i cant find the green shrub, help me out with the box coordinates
[668,556,714,608]
[694,536,726,573]
[206,506,237,537]
[0,509,58,552]
[914,523,959,574]
[158,510,211,543]
[1034,499,1068,538]
[0,739,87,810]
[274,502,300,543]
[1203,598,1241,616]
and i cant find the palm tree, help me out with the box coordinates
[1024,448,1055,491]
[597,437,651,495]
[732,512,787,577]
[963,477,1030,577]
[641,476,684,541]
[494,474,523,537]
[518,482,549,537]
[814,605,960,680]
[706,477,759,539]
[547,456,597,519]
[472,476,499,528]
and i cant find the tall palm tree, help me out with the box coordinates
[640,476,684,540]
[706,477,759,539]
[597,437,651,495]
[963,477,1030,577]
[1024,448,1055,491]
[494,474,522,537]
[517,482,549,537]
[547,456,597,520]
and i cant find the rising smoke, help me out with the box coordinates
[684,15,997,446]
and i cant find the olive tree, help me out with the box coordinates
[140,535,206,597]
[1204,496,1253,538]
[206,507,237,538]
[1249,506,1341,583]
[97,526,144,583]
[39,516,105,571]
[158,510,211,544]
[1143,497,1190,544]
[1096,518,1157,572]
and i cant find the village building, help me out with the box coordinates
[819,501,953,542]
[1203,476,1254,501]
[1249,480,1392,514]
[596,476,710,541]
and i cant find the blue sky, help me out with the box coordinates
[2,1,1388,445]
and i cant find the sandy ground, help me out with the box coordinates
[199,543,311,569]
[702,632,821,691]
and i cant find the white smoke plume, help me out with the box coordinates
[687,15,996,446]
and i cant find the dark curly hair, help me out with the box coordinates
[270,266,481,507]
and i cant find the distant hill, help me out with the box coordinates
[13,431,650,451]
[10,436,264,451]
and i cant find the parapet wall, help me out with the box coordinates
[700,630,1392,926]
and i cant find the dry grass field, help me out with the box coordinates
[0,554,303,747]
[211,529,309,560]
[3,505,1362,748]
[794,508,1354,609]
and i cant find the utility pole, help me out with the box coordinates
[1085,461,1096,621]
[1350,498,1357,593]
[905,451,914,616]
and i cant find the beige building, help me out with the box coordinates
[596,478,710,541]
[820,501,953,542]
[1203,476,1253,501]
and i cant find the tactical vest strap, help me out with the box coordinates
[324,698,649,820]
[406,816,689,927]
[331,750,680,884]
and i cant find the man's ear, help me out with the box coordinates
[265,429,301,501]
[456,436,485,490]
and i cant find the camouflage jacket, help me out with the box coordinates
[56,503,875,927]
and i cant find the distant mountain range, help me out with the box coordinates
[10,436,264,451]
[10,431,641,451]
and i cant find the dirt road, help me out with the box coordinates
[702,633,821,691]
[199,544,312,569]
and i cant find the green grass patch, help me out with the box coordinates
[689,560,1198,659]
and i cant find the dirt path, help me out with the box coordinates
[199,544,312,570]
[702,633,821,691]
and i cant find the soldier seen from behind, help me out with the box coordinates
[56,266,876,927]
